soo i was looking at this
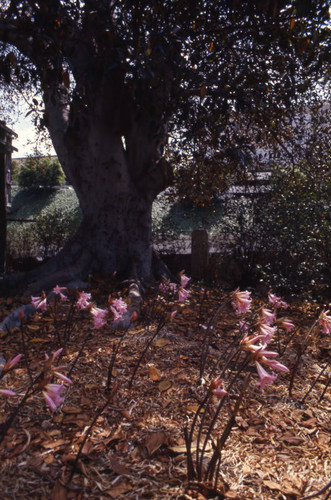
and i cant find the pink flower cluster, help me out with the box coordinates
[42,383,66,413]
[111,298,128,322]
[268,293,289,309]
[159,281,178,294]
[178,272,191,303]
[91,306,108,329]
[43,348,73,412]
[76,291,92,310]
[233,290,293,391]
[232,289,252,315]
[159,272,191,303]
[210,379,228,399]
[319,310,331,335]
[0,353,23,397]
[53,285,68,302]
[241,335,289,391]
[31,293,47,311]
[32,285,69,310]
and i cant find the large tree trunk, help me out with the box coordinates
[32,89,172,287]
[72,180,154,279]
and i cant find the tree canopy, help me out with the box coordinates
[0,0,330,285]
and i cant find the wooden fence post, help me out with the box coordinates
[0,143,5,275]
[0,121,17,276]
[191,229,209,280]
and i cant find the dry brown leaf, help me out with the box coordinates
[62,406,83,414]
[109,455,131,475]
[105,480,132,498]
[158,379,172,392]
[44,454,54,465]
[145,431,166,456]
[186,404,205,413]
[42,439,66,449]
[81,440,94,456]
[149,366,162,381]
[26,324,41,331]
[51,480,67,500]
[169,438,212,454]
[154,338,171,347]
[281,433,305,446]
[224,491,241,499]
[263,480,283,491]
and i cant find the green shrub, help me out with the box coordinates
[34,206,81,259]
[256,164,331,296]
[17,155,66,190]
[7,222,38,261]
[7,206,81,263]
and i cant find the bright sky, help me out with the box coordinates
[4,96,55,159]
[11,115,55,159]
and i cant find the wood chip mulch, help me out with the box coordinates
[0,282,330,500]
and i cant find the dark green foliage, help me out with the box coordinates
[34,206,81,259]
[258,163,331,295]
[17,156,66,190]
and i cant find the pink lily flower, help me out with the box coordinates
[111,306,124,322]
[268,293,289,309]
[255,362,277,391]
[261,357,289,373]
[2,353,22,374]
[231,289,252,315]
[31,294,47,310]
[210,379,228,399]
[75,291,92,310]
[91,306,108,329]
[0,388,16,396]
[53,371,73,385]
[278,318,295,332]
[239,320,250,332]
[159,281,178,293]
[319,310,331,335]
[180,274,191,288]
[240,334,264,352]
[111,298,128,314]
[42,383,65,412]
[260,308,276,326]
[178,288,190,302]
[259,324,277,344]
[52,285,68,302]
[45,348,63,363]
[159,282,169,293]
[170,310,177,321]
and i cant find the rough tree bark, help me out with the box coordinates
[41,79,173,284]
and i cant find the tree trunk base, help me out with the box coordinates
[2,240,173,296]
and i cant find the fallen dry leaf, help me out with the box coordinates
[145,431,166,456]
[154,338,171,347]
[109,455,131,475]
[149,365,162,381]
[51,480,67,500]
[158,379,172,391]
[263,480,283,491]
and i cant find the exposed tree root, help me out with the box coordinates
[2,243,92,296]
[2,233,172,300]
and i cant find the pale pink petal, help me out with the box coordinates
[3,353,22,372]
[180,274,191,287]
[54,371,73,385]
[0,389,16,396]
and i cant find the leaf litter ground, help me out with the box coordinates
[0,282,330,500]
